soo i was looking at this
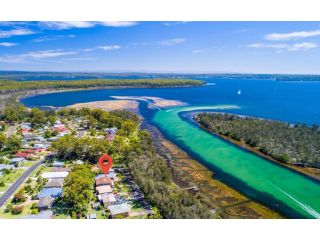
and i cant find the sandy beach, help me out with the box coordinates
[68,100,139,112]
[111,96,187,108]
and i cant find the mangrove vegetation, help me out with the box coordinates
[196,113,320,168]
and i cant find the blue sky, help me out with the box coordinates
[1,21,320,74]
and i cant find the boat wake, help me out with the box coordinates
[267,180,320,219]
[165,105,240,113]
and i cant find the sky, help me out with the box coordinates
[1,21,320,74]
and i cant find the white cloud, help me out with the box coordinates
[40,21,137,30]
[288,42,317,51]
[0,28,35,38]
[0,56,24,63]
[265,30,320,41]
[98,45,122,51]
[0,42,18,47]
[248,43,288,49]
[248,42,317,52]
[100,21,137,27]
[40,21,96,30]
[32,34,75,42]
[0,49,77,63]
[158,38,186,46]
[22,50,76,59]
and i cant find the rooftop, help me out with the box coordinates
[108,203,131,215]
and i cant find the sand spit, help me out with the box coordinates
[111,96,187,108]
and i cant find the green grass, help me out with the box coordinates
[0,202,35,219]
[23,161,37,167]
[0,169,24,192]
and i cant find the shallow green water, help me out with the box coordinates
[153,105,320,218]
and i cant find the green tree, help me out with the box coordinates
[0,133,6,149]
[6,135,21,152]
[30,108,46,126]
[62,165,94,214]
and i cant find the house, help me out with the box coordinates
[95,169,116,181]
[95,176,114,187]
[107,203,131,218]
[0,164,14,171]
[21,122,32,127]
[52,161,64,168]
[22,133,34,141]
[74,160,84,165]
[105,127,117,135]
[50,167,71,172]
[101,193,116,206]
[96,185,112,195]
[48,137,59,142]
[34,143,47,151]
[15,152,31,159]
[37,196,53,211]
[37,187,62,198]
[9,157,25,166]
[107,170,116,182]
[44,179,64,188]
[86,213,97,219]
[42,171,69,179]
[105,127,117,141]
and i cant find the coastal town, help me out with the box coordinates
[0,108,158,219]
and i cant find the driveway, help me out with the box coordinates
[6,124,17,137]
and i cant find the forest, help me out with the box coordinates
[196,113,320,168]
[0,78,204,93]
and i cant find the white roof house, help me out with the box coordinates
[52,161,64,167]
[108,203,131,217]
[0,164,14,171]
[9,158,25,165]
[34,143,47,149]
[42,172,69,179]
[101,193,116,206]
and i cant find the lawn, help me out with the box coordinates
[0,169,24,192]
[0,202,35,219]
[23,161,37,167]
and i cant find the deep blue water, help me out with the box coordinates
[21,76,320,125]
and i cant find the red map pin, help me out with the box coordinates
[98,154,113,176]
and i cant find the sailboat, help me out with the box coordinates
[237,89,241,95]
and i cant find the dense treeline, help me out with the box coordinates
[196,113,320,168]
[62,165,95,216]
[0,78,204,93]
[127,131,214,219]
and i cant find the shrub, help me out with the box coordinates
[31,209,39,215]
[13,189,26,203]
[12,205,24,214]
[0,181,5,187]
[4,203,13,213]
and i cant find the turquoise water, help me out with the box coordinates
[153,105,320,219]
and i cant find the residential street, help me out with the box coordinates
[6,124,17,137]
[0,159,44,207]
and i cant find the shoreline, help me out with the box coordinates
[194,118,320,182]
[143,122,282,219]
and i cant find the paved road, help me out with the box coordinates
[0,159,44,208]
[6,124,17,137]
